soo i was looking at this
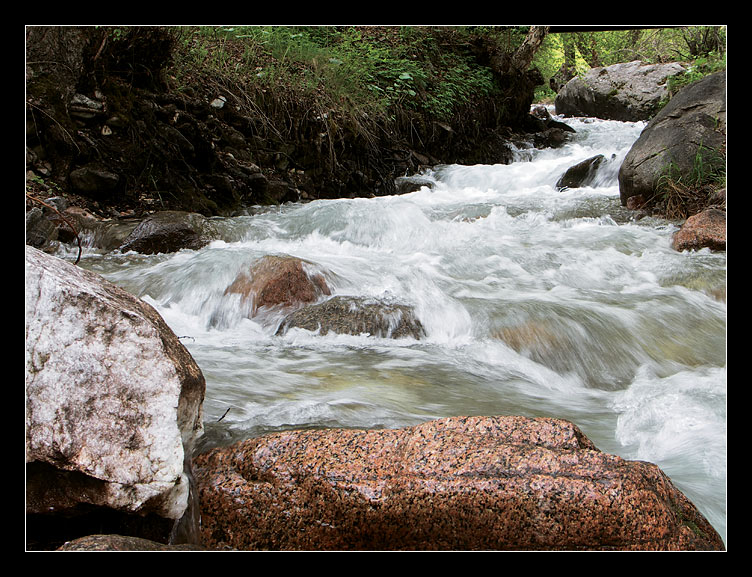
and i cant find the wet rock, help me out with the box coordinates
[395,175,435,195]
[672,208,726,252]
[532,126,573,148]
[118,210,215,254]
[194,415,724,551]
[224,254,331,317]
[556,154,606,190]
[25,246,205,547]
[67,210,139,251]
[26,196,139,253]
[25,206,58,249]
[276,295,426,339]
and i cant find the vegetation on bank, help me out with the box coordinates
[172,26,498,122]
[531,26,726,102]
[167,25,727,128]
[658,143,727,219]
[26,25,726,217]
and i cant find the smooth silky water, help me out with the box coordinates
[71,113,727,544]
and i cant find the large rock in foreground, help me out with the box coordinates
[555,60,685,121]
[25,246,205,547]
[194,415,724,551]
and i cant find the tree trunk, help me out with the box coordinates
[574,32,603,68]
[484,26,550,78]
[508,26,550,74]
[478,26,549,129]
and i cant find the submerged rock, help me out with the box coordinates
[224,254,332,317]
[25,246,205,548]
[276,295,426,339]
[394,175,435,195]
[194,415,724,551]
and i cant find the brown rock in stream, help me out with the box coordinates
[194,415,724,551]
[671,208,726,252]
[224,255,331,316]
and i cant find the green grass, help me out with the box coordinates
[170,26,498,123]
[656,143,726,218]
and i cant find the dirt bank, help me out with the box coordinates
[25,27,561,220]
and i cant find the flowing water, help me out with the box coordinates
[72,112,727,544]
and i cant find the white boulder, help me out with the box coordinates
[25,246,205,520]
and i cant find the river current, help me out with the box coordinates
[72,112,727,544]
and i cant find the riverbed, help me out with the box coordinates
[74,113,727,545]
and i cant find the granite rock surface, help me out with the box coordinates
[194,415,724,551]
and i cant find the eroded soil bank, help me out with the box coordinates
[26,27,558,220]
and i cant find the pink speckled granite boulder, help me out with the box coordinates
[672,208,726,252]
[194,415,724,551]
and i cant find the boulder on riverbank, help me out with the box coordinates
[618,69,726,213]
[555,60,686,121]
[194,415,724,551]
[25,246,205,549]
[118,210,217,254]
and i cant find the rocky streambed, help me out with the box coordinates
[26,59,726,552]
[25,244,726,551]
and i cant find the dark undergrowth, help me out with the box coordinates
[26,26,545,217]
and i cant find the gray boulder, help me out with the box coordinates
[25,246,205,544]
[119,210,216,254]
[276,295,426,339]
[555,60,686,121]
[618,70,726,208]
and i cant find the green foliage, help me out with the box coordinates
[656,143,726,218]
[666,50,726,95]
[170,26,727,126]
[171,26,498,122]
[532,26,726,101]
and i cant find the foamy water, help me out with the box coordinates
[74,113,726,544]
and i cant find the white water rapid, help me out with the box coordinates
[72,112,727,544]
